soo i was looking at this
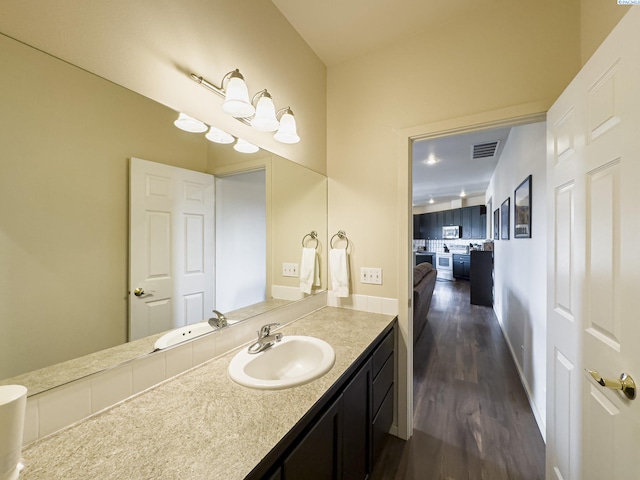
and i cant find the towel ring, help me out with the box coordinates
[302,231,319,249]
[330,230,349,249]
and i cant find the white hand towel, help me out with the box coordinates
[330,248,350,298]
[299,247,320,294]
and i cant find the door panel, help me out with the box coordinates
[130,158,214,341]
[547,9,640,480]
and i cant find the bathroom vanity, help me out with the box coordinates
[19,308,396,480]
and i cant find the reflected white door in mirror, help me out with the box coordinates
[129,158,215,341]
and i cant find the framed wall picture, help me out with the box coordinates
[514,175,532,238]
[501,197,510,240]
[493,208,499,240]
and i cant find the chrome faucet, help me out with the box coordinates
[248,323,283,354]
[208,310,228,328]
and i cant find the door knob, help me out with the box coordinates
[133,287,145,297]
[586,369,636,400]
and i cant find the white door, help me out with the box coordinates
[546,9,640,480]
[129,158,214,341]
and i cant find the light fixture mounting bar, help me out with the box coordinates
[190,73,225,97]
[190,72,251,127]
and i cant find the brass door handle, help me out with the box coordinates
[133,287,155,298]
[586,369,636,400]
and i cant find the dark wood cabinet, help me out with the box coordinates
[283,398,343,480]
[470,251,493,306]
[249,324,395,480]
[413,215,421,239]
[471,206,487,239]
[342,359,372,480]
[453,254,471,280]
[415,207,486,241]
[461,207,472,239]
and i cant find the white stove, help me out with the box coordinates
[436,252,453,281]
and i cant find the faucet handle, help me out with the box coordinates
[259,323,280,337]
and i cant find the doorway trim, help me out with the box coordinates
[394,100,548,439]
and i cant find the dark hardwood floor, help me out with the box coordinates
[372,279,545,480]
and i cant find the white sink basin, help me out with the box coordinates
[153,319,239,350]
[228,336,335,390]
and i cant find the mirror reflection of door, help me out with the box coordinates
[129,158,214,341]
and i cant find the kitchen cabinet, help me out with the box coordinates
[471,251,493,306]
[253,324,395,480]
[471,206,487,239]
[413,215,421,239]
[416,252,435,267]
[461,207,472,239]
[453,254,471,280]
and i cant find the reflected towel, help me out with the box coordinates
[299,247,320,294]
[330,248,349,298]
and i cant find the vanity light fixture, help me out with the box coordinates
[190,71,301,143]
[251,90,279,132]
[234,138,259,154]
[221,69,255,118]
[273,107,300,144]
[174,113,208,133]
[205,126,235,144]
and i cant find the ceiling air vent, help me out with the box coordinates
[472,141,500,159]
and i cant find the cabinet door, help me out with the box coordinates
[470,206,482,238]
[479,209,487,239]
[343,359,372,480]
[463,259,471,280]
[413,215,420,239]
[451,208,461,226]
[283,398,342,480]
[444,209,453,226]
[453,255,463,278]
[435,212,444,238]
[461,207,472,239]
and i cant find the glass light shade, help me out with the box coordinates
[233,138,259,154]
[273,111,300,144]
[251,95,279,132]
[222,76,255,118]
[174,113,207,133]
[205,126,234,144]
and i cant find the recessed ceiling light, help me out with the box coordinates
[429,198,435,204]
[423,154,440,166]
[460,190,466,198]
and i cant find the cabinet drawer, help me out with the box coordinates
[372,354,394,417]
[372,384,394,466]
[372,330,394,378]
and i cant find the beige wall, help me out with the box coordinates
[580,0,630,65]
[0,0,327,174]
[327,1,582,299]
[0,34,207,378]
[270,156,328,292]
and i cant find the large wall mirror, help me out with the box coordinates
[0,33,328,395]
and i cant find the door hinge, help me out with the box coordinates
[408,298,412,308]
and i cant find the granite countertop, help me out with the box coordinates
[21,307,396,480]
[2,298,292,396]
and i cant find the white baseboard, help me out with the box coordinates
[496,317,547,442]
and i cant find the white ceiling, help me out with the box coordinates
[412,127,511,207]
[271,0,492,67]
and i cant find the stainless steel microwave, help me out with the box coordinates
[442,225,461,239]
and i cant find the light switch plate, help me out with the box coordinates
[282,263,298,277]
[360,267,382,285]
